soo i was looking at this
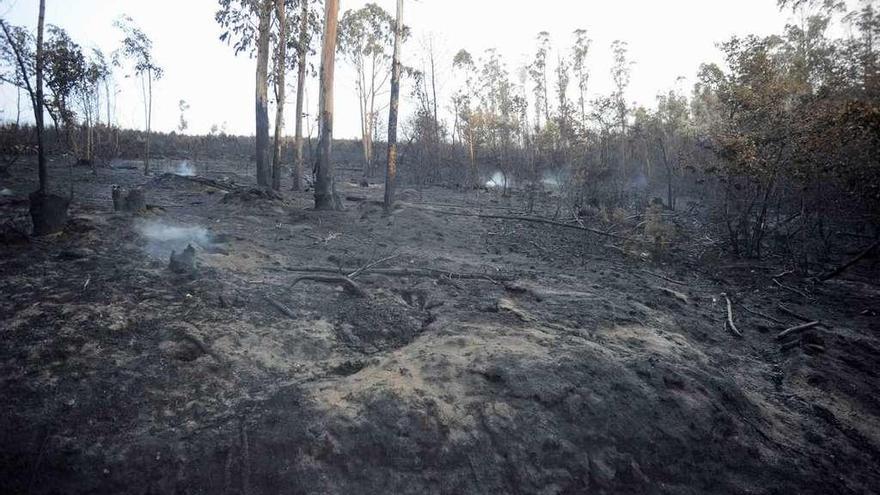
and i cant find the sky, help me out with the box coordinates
[0,0,797,138]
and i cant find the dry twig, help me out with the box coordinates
[740,305,785,325]
[347,253,399,279]
[776,321,821,341]
[641,269,685,285]
[777,303,816,323]
[773,278,809,299]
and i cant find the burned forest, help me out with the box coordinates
[1,0,879,493]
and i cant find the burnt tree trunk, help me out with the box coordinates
[383,0,403,213]
[29,191,69,236]
[271,0,287,191]
[144,69,153,175]
[292,0,309,192]
[255,0,272,188]
[314,0,340,210]
[28,0,67,235]
[35,0,46,192]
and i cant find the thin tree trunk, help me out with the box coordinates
[36,0,46,191]
[146,71,152,174]
[314,0,340,210]
[468,128,476,188]
[430,44,440,180]
[105,81,111,127]
[271,0,287,191]
[255,0,272,188]
[15,85,21,127]
[292,0,308,191]
[384,0,403,212]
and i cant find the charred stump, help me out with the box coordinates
[29,191,69,236]
[112,186,146,213]
[169,244,196,274]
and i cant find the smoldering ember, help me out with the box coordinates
[1,0,879,493]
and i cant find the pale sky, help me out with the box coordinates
[0,0,796,138]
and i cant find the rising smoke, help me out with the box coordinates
[175,160,196,177]
[135,219,212,259]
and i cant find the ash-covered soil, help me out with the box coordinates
[1,159,879,494]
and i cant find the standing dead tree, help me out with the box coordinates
[113,15,162,175]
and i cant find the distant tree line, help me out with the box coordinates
[393,0,879,265]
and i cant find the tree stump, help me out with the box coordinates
[125,188,145,211]
[112,186,146,212]
[112,185,124,211]
[29,191,69,236]
[169,244,196,274]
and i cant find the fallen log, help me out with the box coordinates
[776,321,821,341]
[819,240,880,282]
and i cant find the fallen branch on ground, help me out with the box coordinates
[773,278,809,299]
[740,305,786,325]
[347,253,399,279]
[285,265,515,283]
[264,295,297,319]
[722,293,743,337]
[641,270,685,285]
[777,303,817,323]
[291,275,367,297]
[405,203,633,241]
[655,286,689,303]
[819,240,880,282]
[368,268,514,283]
[159,173,238,192]
[776,321,821,341]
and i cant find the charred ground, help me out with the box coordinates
[1,159,879,494]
